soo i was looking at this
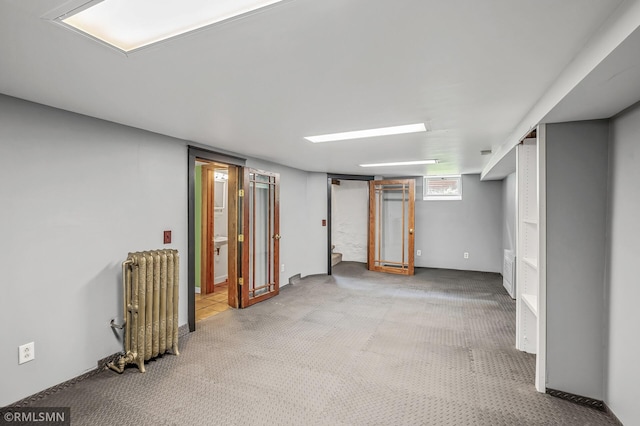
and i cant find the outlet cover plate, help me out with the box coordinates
[19,342,35,364]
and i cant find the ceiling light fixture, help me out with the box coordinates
[58,0,287,52]
[305,123,427,143]
[359,160,438,168]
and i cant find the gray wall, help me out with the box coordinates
[0,94,327,406]
[415,174,503,273]
[606,103,640,425]
[304,173,330,275]
[0,95,188,406]
[545,121,609,400]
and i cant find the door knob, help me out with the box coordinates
[273,234,281,240]
[409,228,414,234]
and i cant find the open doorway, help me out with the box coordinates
[195,160,230,321]
[188,147,245,331]
[327,175,416,276]
[327,174,373,274]
[188,148,283,330]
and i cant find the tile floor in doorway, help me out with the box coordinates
[195,282,229,321]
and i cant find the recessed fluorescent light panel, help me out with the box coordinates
[59,0,287,52]
[360,160,438,168]
[305,123,427,143]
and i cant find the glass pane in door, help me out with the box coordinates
[369,179,415,275]
[242,169,280,306]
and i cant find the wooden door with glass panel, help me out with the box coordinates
[368,179,415,275]
[240,168,280,307]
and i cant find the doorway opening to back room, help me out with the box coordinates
[188,147,246,331]
[328,175,372,274]
[195,160,231,322]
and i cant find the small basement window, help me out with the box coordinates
[424,175,462,201]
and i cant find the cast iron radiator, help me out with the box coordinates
[108,250,180,373]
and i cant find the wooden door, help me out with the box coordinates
[368,179,415,275]
[240,168,280,307]
[201,164,216,294]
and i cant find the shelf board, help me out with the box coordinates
[522,257,538,270]
[523,218,538,225]
[522,293,538,316]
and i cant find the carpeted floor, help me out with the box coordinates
[18,262,619,425]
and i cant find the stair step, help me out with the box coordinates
[331,252,342,267]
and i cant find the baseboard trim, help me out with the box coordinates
[288,273,302,285]
[7,362,107,408]
[6,324,190,408]
[546,388,605,412]
[603,402,624,425]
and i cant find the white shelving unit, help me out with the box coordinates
[522,294,538,316]
[516,125,546,392]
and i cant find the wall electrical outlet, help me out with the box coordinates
[163,230,172,244]
[19,342,35,365]
[416,250,422,256]
[464,252,469,259]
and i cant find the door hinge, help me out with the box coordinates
[238,234,244,242]
[238,277,244,286]
[238,189,244,197]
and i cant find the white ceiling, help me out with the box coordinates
[0,0,636,177]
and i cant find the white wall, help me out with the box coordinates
[0,95,188,406]
[414,174,503,273]
[606,102,640,424]
[331,180,368,262]
[502,172,517,253]
[213,179,228,284]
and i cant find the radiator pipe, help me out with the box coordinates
[107,351,137,374]
[109,320,124,330]
[110,259,134,330]
[107,258,136,374]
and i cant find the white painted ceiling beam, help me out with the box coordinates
[482,0,640,181]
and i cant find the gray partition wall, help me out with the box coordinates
[545,120,609,400]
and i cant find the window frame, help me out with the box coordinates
[423,175,462,201]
